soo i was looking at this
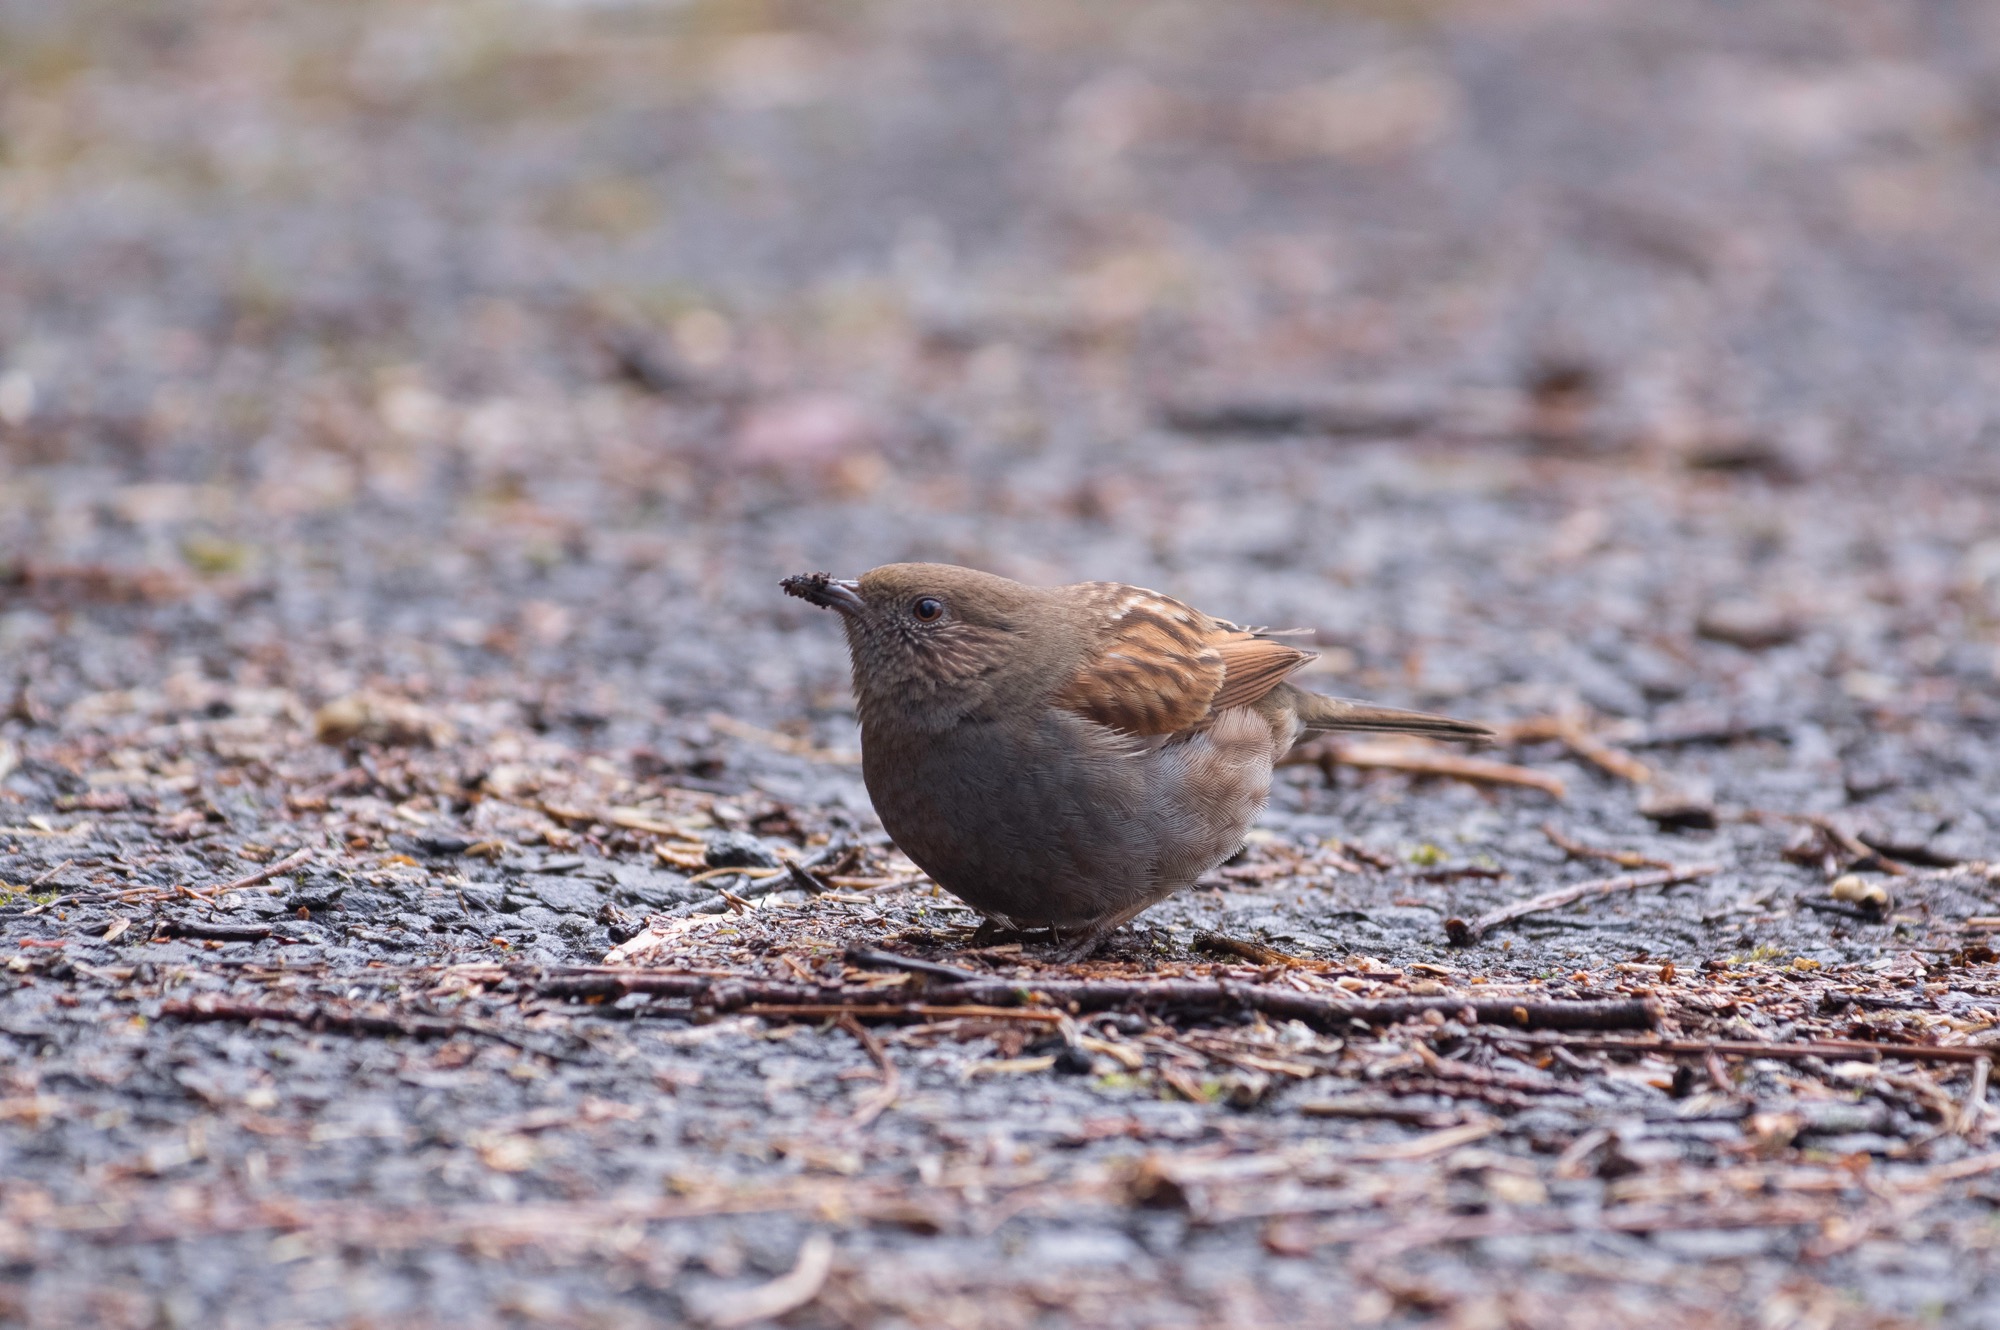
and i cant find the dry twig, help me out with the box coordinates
[740,1003,1065,1025]
[1445,863,1721,945]
[1191,933,1308,967]
[838,1014,900,1128]
[530,967,1659,1031]
[1495,1032,2000,1067]
[1289,738,1567,799]
[1266,1199,1826,1256]
[843,945,979,983]
[155,920,278,942]
[1956,1056,1992,1136]
[688,1233,835,1329]
[25,845,315,914]
[160,994,574,1059]
[183,846,316,900]
[1501,715,1654,784]
[1541,822,1672,870]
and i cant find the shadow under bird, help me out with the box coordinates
[783,563,1491,957]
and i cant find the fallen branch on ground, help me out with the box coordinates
[1500,716,1653,785]
[165,994,459,1038]
[692,1232,835,1329]
[1287,738,1568,799]
[160,994,576,1059]
[184,847,317,899]
[739,1003,1066,1024]
[1191,933,1310,967]
[528,967,1659,1031]
[155,920,277,942]
[1445,863,1722,945]
[23,846,315,915]
[1955,1057,1991,1136]
[843,944,980,983]
[1541,822,1672,870]
[838,1013,900,1128]
[1492,1032,1998,1067]
[1265,1199,1828,1256]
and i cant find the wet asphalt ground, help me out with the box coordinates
[5,1,2000,1326]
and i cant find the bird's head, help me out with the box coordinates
[781,563,1047,730]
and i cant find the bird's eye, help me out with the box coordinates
[911,596,944,622]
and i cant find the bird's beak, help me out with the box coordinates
[780,572,864,617]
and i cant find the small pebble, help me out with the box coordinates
[705,830,780,870]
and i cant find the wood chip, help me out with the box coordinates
[963,1055,1057,1080]
[1349,1117,1501,1161]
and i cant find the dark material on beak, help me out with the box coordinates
[781,572,864,615]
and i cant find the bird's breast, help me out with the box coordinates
[857,705,1289,928]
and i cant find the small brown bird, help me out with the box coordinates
[783,563,1490,956]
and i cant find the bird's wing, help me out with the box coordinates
[1209,633,1316,712]
[1053,584,1314,736]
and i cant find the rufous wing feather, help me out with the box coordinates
[1210,634,1315,712]
[1054,585,1314,736]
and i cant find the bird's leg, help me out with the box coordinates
[1038,921,1116,964]
[967,915,1099,958]
[968,917,1023,947]
[1037,892,1172,963]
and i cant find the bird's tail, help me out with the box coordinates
[1291,690,1493,744]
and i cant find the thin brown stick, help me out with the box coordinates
[1498,715,1653,784]
[1298,739,1568,799]
[165,994,459,1038]
[1445,863,1721,945]
[155,920,277,942]
[1266,1200,1824,1256]
[843,945,979,983]
[838,1014,900,1128]
[785,859,831,895]
[160,994,575,1060]
[741,1003,1066,1024]
[1560,727,1654,786]
[1295,1097,1462,1127]
[184,846,316,900]
[1957,1056,1993,1136]
[698,1232,834,1329]
[1315,846,1364,874]
[1494,1032,1999,1067]
[1192,933,1306,967]
[1540,823,1672,870]
[26,846,316,914]
[1802,815,1912,878]
[1333,839,1397,872]
[531,968,1659,1031]
[29,858,73,888]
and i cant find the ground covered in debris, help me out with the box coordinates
[5,1,2000,1326]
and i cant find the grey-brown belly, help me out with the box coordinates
[861,709,1274,930]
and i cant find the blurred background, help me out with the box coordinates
[3,0,1999,765]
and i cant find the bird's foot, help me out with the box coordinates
[1037,925,1114,965]
[968,918,1025,948]
[964,918,1113,963]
